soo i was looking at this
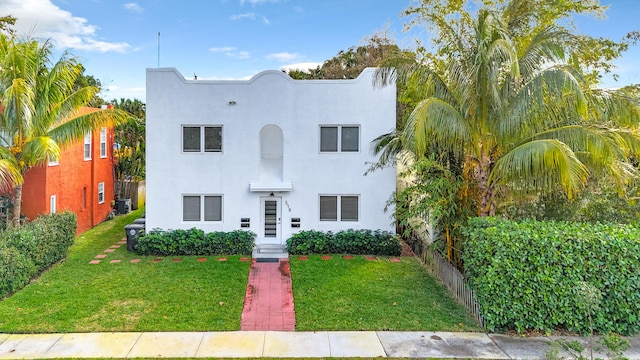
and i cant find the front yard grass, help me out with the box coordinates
[290,255,482,332]
[0,209,250,333]
[0,208,481,333]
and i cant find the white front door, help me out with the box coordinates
[259,196,281,244]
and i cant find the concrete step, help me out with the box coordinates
[253,244,288,259]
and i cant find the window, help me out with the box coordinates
[182,126,222,153]
[319,195,359,221]
[320,126,359,152]
[48,156,59,166]
[183,195,222,221]
[100,128,107,158]
[50,195,56,214]
[84,131,92,160]
[98,182,105,204]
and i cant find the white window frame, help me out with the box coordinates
[50,195,56,214]
[98,182,105,204]
[319,125,360,153]
[182,194,223,222]
[48,156,59,166]
[84,131,92,160]
[319,194,359,222]
[182,125,223,153]
[99,127,107,158]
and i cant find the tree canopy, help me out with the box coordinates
[0,33,127,225]
[372,0,640,261]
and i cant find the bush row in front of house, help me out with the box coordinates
[135,228,256,256]
[0,212,77,299]
[286,229,401,256]
[462,217,640,335]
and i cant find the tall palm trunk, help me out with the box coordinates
[477,154,494,217]
[12,184,22,227]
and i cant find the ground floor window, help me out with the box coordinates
[50,195,56,214]
[319,195,359,221]
[98,182,105,204]
[183,195,222,222]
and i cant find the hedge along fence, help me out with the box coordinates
[0,212,77,299]
[462,217,640,335]
[286,229,401,256]
[135,228,256,256]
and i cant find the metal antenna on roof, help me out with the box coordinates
[157,32,160,68]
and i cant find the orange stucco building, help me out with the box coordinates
[20,107,116,234]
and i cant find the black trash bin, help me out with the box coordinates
[133,218,145,225]
[124,223,145,251]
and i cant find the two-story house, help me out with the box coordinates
[20,106,116,234]
[145,67,396,246]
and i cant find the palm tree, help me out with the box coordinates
[374,7,640,217]
[0,34,127,226]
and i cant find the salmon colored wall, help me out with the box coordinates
[19,108,116,234]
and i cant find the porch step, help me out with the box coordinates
[252,244,288,259]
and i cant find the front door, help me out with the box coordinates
[260,197,281,244]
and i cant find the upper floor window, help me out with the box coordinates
[84,131,92,160]
[183,126,222,153]
[320,125,359,152]
[319,195,359,221]
[100,128,107,158]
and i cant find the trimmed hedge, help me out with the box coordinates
[135,228,255,256]
[0,211,77,299]
[286,229,401,256]
[462,217,640,335]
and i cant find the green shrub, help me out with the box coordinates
[1,212,76,269]
[0,212,76,299]
[286,230,334,254]
[286,229,401,256]
[135,228,255,256]
[0,246,37,298]
[462,217,640,335]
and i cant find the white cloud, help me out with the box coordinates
[0,0,130,53]
[209,46,251,59]
[280,62,322,73]
[123,3,144,13]
[266,52,303,63]
[230,13,256,21]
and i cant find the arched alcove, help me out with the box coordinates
[259,125,283,181]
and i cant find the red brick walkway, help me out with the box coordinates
[240,258,295,331]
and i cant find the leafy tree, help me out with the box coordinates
[110,98,145,200]
[0,15,16,35]
[372,0,640,261]
[0,34,127,226]
[73,65,105,107]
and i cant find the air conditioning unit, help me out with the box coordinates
[117,199,131,214]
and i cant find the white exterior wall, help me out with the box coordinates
[145,67,396,244]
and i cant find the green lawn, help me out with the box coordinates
[0,209,250,333]
[290,255,482,332]
[0,209,481,333]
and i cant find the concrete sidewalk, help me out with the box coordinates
[1,331,639,359]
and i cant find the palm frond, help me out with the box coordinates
[490,138,588,199]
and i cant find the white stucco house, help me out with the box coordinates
[145,67,396,247]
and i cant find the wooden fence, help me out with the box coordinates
[423,250,485,328]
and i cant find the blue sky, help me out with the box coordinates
[1,0,639,102]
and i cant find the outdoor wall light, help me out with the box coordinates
[228,100,237,105]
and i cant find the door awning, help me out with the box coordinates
[249,180,293,192]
